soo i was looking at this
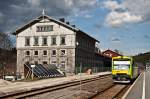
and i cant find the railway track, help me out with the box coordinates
[90,84,130,99]
[0,74,111,99]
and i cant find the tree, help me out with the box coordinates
[0,32,13,50]
[133,52,150,65]
[114,49,123,54]
[114,49,119,53]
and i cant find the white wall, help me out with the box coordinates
[16,19,76,48]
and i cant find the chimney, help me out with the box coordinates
[72,25,75,28]
[66,22,70,25]
[59,18,65,22]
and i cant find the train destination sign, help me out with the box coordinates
[114,61,130,65]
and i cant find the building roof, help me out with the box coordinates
[95,52,111,59]
[102,49,122,58]
[12,14,99,42]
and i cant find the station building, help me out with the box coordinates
[13,12,111,79]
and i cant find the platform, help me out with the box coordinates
[123,68,150,99]
[0,72,111,95]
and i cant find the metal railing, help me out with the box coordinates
[75,66,111,74]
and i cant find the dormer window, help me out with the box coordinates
[36,25,53,32]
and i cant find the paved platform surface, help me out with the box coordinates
[0,72,110,94]
[145,68,150,99]
[124,68,150,99]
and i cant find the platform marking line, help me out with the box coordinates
[142,72,145,99]
[122,73,143,99]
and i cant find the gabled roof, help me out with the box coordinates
[95,52,111,59]
[12,15,99,42]
[102,49,122,57]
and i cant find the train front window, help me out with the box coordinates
[113,61,130,70]
[114,65,130,70]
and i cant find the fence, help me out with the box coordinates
[75,66,111,74]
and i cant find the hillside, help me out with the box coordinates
[133,52,150,65]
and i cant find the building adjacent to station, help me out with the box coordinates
[102,49,122,58]
[13,12,109,79]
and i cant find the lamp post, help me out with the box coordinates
[31,64,35,80]
[76,41,82,96]
[80,62,82,95]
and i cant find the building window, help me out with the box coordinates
[42,37,47,46]
[60,50,66,56]
[60,61,65,71]
[51,36,56,45]
[36,25,53,32]
[25,51,30,56]
[33,37,39,46]
[51,61,56,66]
[43,61,47,64]
[34,61,38,65]
[60,36,66,45]
[25,37,30,46]
[43,50,47,56]
[25,61,29,64]
[51,61,56,63]
[61,61,65,63]
[61,63,65,67]
[34,51,38,56]
[52,50,56,56]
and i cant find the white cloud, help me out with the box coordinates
[64,0,74,7]
[104,0,124,11]
[84,14,93,19]
[104,0,146,27]
[0,12,5,23]
[106,11,143,27]
[25,0,97,17]
[125,48,149,56]
[27,0,40,6]
[123,0,150,20]
[0,0,98,33]
[0,12,4,18]
[75,0,97,8]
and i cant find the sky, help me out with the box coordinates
[0,0,150,56]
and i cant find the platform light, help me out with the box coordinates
[76,42,79,46]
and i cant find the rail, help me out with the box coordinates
[90,84,130,99]
[0,74,111,99]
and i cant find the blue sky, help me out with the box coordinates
[0,0,150,55]
[67,0,150,55]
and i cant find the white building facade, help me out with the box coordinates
[13,14,103,79]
